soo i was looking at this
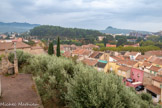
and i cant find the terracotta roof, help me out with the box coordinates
[89,51,100,58]
[110,56,122,61]
[153,58,162,65]
[31,46,43,49]
[117,60,137,66]
[72,49,91,56]
[148,56,158,63]
[150,66,161,72]
[142,62,152,67]
[129,52,139,56]
[136,55,151,61]
[145,85,161,95]
[152,76,162,83]
[118,66,131,72]
[82,59,98,66]
[106,44,116,47]
[62,51,71,57]
[95,62,107,68]
[0,42,30,51]
[145,51,162,57]
[82,44,99,49]
[94,53,103,59]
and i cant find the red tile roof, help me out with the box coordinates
[89,51,100,58]
[82,59,98,66]
[153,58,162,65]
[136,55,151,61]
[0,42,31,51]
[145,51,162,57]
[145,85,161,95]
[72,49,91,56]
[152,76,162,83]
[118,66,131,72]
[106,44,116,47]
[150,66,161,72]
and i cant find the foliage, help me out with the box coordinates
[94,46,160,54]
[57,37,61,57]
[48,42,54,55]
[96,43,104,47]
[8,50,32,68]
[30,25,103,39]
[140,93,152,103]
[24,40,36,46]
[117,38,127,47]
[14,52,159,108]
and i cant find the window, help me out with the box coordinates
[118,70,121,74]
[132,72,134,76]
[137,74,140,77]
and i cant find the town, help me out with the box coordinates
[0,30,162,107]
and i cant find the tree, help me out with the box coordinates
[57,37,61,57]
[117,38,127,47]
[48,42,54,55]
[103,38,108,47]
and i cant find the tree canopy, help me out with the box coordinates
[30,25,103,39]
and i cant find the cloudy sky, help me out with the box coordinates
[0,0,162,32]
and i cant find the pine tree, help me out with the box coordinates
[57,37,60,57]
[48,42,54,55]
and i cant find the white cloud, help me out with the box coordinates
[0,0,162,32]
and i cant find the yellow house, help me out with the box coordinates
[107,62,120,74]
[117,66,131,79]
[95,60,109,73]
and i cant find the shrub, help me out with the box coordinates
[140,93,152,103]
[8,50,32,68]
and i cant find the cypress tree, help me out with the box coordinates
[57,37,60,57]
[48,42,54,55]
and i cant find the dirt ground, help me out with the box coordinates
[0,74,44,108]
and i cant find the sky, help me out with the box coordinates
[0,0,162,32]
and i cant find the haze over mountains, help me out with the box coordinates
[0,22,153,34]
[100,26,151,34]
[0,22,40,33]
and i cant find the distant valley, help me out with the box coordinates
[0,22,40,33]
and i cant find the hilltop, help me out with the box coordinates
[100,26,151,34]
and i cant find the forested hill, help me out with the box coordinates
[30,25,103,39]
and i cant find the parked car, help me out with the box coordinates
[126,78,133,83]
[135,85,144,91]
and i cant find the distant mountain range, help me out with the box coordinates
[0,22,40,33]
[100,26,152,34]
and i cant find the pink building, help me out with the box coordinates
[126,68,144,88]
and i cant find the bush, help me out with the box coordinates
[15,51,158,107]
[140,93,152,103]
[8,50,32,68]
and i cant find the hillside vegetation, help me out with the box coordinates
[9,50,161,108]
[30,25,103,39]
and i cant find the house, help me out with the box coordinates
[145,51,162,58]
[125,52,141,61]
[117,66,131,80]
[149,66,162,76]
[135,55,152,62]
[127,39,137,43]
[117,60,138,68]
[62,51,72,58]
[152,58,162,68]
[82,58,98,67]
[145,76,162,103]
[30,46,46,55]
[95,60,108,72]
[124,43,139,47]
[108,62,119,73]
[126,68,144,88]
[72,48,92,60]
[89,51,105,60]
[109,56,122,62]
[106,44,116,47]
[82,44,99,50]
[98,36,106,41]
[0,42,31,55]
